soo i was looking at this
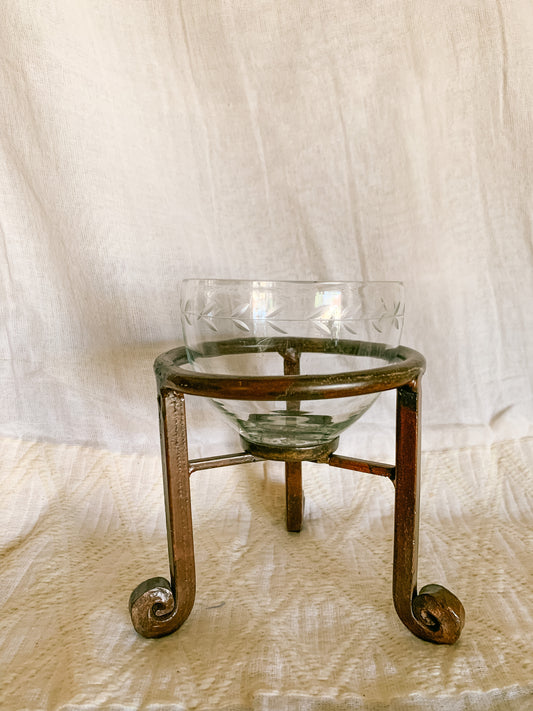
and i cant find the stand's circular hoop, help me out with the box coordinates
[155,337,426,401]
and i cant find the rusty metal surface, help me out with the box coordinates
[392,381,465,644]
[189,452,259,474]
[130,390,196,638]
[282,346,304,532]
[239,436,339,463]
[154,338,426,401]
[328,453,395,480]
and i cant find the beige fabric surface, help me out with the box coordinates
[2,1,533,708]
[1,434,533,710]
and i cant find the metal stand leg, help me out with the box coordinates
[128,343,465,644]
[129,389,196,638]
[285,461,304,532]
[392,381,465,644]
[282,346,304,532]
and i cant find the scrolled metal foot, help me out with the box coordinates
[393,382,465,644]
[128,389,196,639]
[129,577,186,638]
[411,584,465,644]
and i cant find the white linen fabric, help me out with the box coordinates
[1,435,533,710]
[1,0,532,456]
[1,1,533,709]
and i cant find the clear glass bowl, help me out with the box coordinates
[180,279,404,449]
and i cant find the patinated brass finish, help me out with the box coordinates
[130,339,465,644]
[239,436,340,463]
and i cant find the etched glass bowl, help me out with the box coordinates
[180,279,404,449]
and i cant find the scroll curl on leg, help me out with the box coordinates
[393,381,465,644]
[412,584,465,644]
[129,577,182,638]
[129,389,196,639]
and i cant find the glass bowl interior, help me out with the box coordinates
[180,279,404,448]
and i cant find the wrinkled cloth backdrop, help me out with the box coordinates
[1,2,532,710]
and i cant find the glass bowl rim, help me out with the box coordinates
[180,278,404,287]
[180,279,405,321]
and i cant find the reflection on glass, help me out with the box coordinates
[314,289,342,320]
[251,284,276,320]
[180,279,404,448]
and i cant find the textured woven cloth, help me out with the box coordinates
[2,1,533,708]
[1,435,532,710]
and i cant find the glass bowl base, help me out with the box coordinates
[240,431,340,462]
